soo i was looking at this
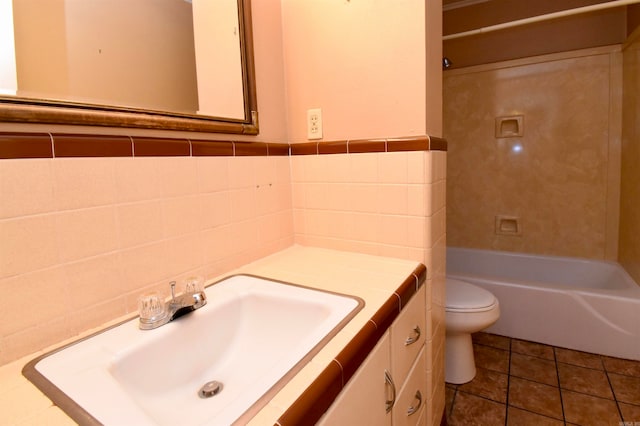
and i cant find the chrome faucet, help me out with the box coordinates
[138,277,207,330]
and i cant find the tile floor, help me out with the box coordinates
[445,333,640,426]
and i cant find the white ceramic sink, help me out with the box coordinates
[24,275,362,425]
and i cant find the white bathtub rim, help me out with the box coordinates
[448,246,624,267]
[446,247,640,360]
[448,272,640,301]
[449,273,640,360]
[447,246,640,292]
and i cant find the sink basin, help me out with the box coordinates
[24,275,363,425]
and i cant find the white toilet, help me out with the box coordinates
[445,278,500,384]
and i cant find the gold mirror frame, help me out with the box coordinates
[0,0,258,135]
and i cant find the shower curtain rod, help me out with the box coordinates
[443,0,640,41]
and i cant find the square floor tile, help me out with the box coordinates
[561,389,621,425]
[619,402,640,423]
[446,382,459,391]
[558,363,613,399]
[474,344,510,374]
[448,391,506,426]
[603,356,640,378]
[508,377,563,420]
[458,367,508,403]
[609,373,640,405]
[511,352,558,386]
[511,339,554,360]
[507,406,564,426]
[472,332,511,351]
[446,386,456,417]
[555,347,603,370]
[446,334,640,426]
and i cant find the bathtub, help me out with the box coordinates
[447,247,640,361]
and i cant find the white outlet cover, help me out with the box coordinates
[307,108,323,140]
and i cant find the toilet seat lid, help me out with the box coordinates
[446,278,497,311]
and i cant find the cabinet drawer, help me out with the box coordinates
[318,332,391,426]
[390,285,426,384]
[393,346,426,426]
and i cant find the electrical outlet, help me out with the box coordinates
[307,108,323,140]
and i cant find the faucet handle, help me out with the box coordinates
[138,292,166,322]
[184,276,204,295]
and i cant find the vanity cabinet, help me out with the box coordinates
[318,333,392,426]
[319,285,427,425]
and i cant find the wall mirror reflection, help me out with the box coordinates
[0,0,258,134]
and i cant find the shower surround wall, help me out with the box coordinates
[619,31,640,284]
[444,46,622,260]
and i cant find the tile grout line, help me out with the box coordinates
[603,356,626,422]
[448,334,640,425]
[449,386,458,421]
[504,336,512,425]
[552,347,568,423]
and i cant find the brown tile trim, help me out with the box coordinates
[429,136,448,151]
[234,141,269,156]
[371,264,425,333]
[362,135,448,152]
[348,139,387,153]
[369,295,402,338]
[277,263,427,424]
[396,274,419,310]
[318,140,348,154]
[392,264,427,311]
[387,136,430,152]
[0,132,446,159]
[277,360,343,426]
[414,263,428,289]
[132,137,189,157]
[290,142,317,155]
[192,140,290,157]
[0,132,53,159]
[291,135,447,156]
[335,321,383,382]
[54,134,133,157]
[267,143,290,156]
[191,140,234,157]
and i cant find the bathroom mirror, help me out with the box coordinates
[0,0,258,134]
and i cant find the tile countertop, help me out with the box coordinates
[0,245,426,425]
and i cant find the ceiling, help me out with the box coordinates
[442,0,634,68]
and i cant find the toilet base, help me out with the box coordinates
[445,332,476,384]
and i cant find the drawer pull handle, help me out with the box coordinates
[384,370,396,413]
[407,390,422,416]
[405,325,421,346]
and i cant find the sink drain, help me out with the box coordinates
[199,380,223,398]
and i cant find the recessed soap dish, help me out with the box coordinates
[495,215,522,236]
[495,115,524,138]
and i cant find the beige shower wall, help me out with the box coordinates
[619,33,640,283]
[444,46,622,260]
